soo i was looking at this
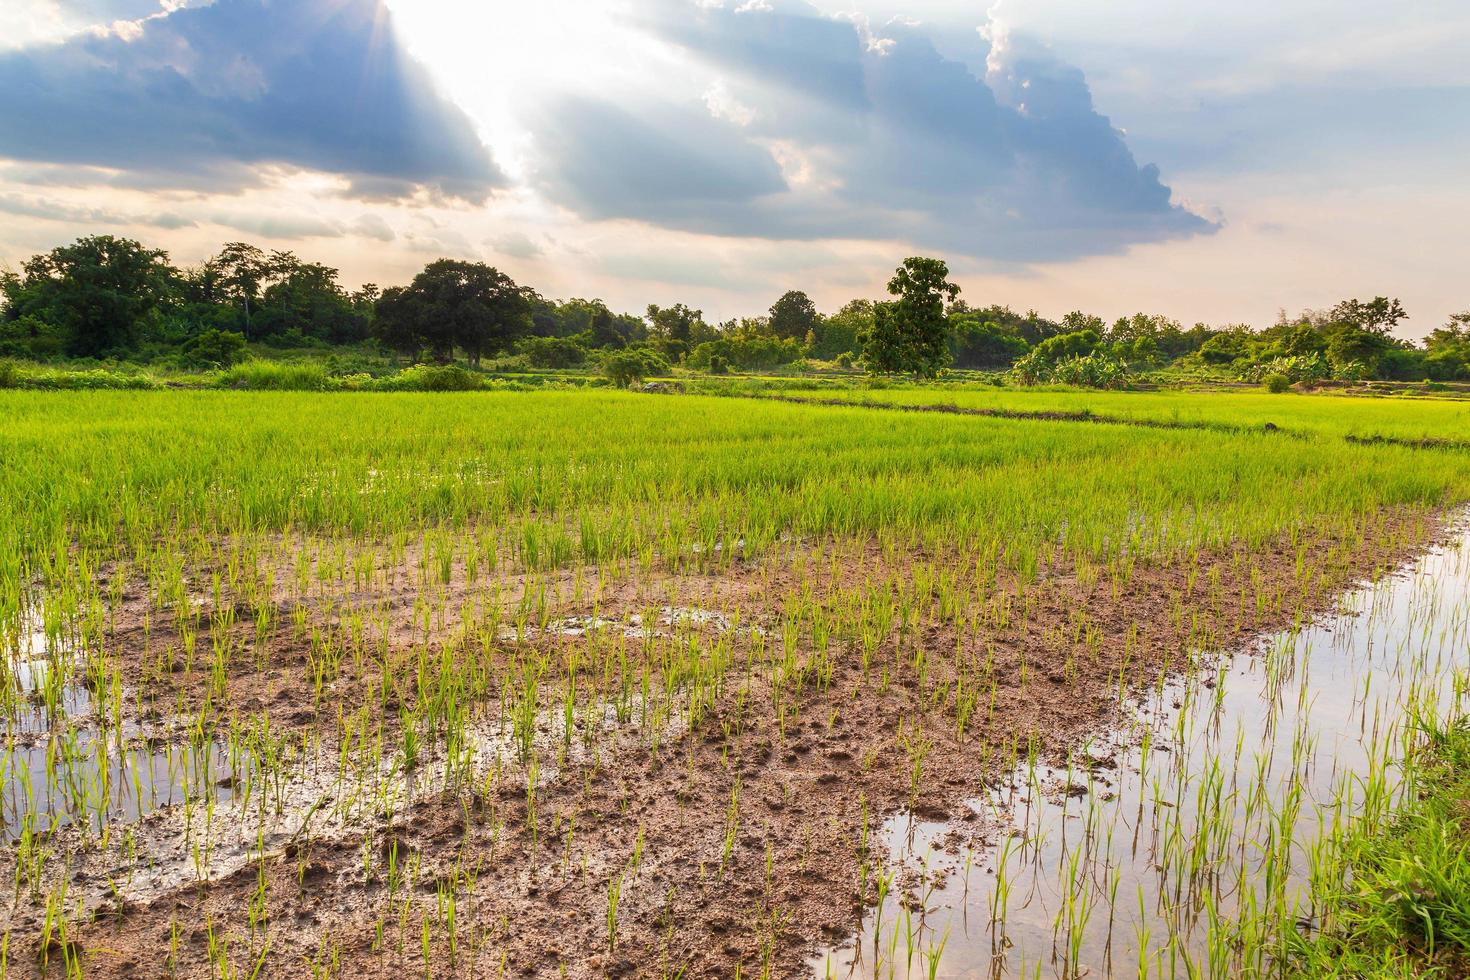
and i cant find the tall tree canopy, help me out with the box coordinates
[0,235,176,357]
[373,260,531,365]
[861,257,959,377]
[768,290,820,341]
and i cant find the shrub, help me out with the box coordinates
[1011,350,1130,389]
[707,354,729,375]
[18,367,156,390]
[214,361,334,391]
[182,329,248,368]
[1049,352,1131,389]
[519,336,588,369]
[1264,373,1291,394]
[605,352,648,387]
[0,359,17,389]
[1239,355,1329,386]
[406,365,483,391]
[687,335,802,371]
[369,364,485,392]
[603,348,670,387]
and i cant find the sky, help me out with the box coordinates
[0,0,1466,336]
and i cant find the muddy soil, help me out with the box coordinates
[0,507,1447,978]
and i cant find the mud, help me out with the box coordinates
[0,507,1450,978]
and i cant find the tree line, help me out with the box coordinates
[2,235,1468,384]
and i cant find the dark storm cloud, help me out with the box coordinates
[536,0,1214,262]
[535,96,787,225]
[636,0,870,111]
[0,0,503,201]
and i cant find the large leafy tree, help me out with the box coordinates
[950,314,1030,369]
[645,303,715,355]
[255,254,368,344]
[806,299,871,360]
[1329,296,1407,336]
[768,290,820,341]
[373,260,531,365]
[209,242,271,340]
[1,235,177,357]
[861,257,960,377]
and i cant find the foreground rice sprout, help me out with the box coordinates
[0,389,1467,977]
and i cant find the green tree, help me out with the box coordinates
[256,255,368,345]
[1029,329,1102,365]
[374,260,531,366]
[861,257,959,377]
[209,242,271,340]
[768,290,820,341]
[1,235,177,357]
[1324,323,1393,374]
[181,328,248,368]
[949,315,1029,369]
[372,286,427,361]
[645,303,714,359]
[1064,311,1107,336]
[1424,313,1470,380]
[1330,296,1408,336]
[807,299,870,360]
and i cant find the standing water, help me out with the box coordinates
[816,515,1470,978]
[1,600,233,843]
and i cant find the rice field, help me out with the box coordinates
[771,385,1470,443]
[2,388,1470,978]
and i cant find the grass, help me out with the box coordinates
[0,386,1467,977]
[1290,716,1470,977]
[768,384,1470,442]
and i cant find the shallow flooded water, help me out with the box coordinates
[815,516,1470,978]
[0,604,237,843]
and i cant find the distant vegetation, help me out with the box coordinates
[3,234,1468,388]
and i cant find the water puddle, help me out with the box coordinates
[815,517,1470,978]
[1,602,236,843]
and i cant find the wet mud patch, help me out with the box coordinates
[0,507,1453,977]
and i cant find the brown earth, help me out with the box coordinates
[1,506,1450,978]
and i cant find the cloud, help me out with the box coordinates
[205,210,346,240]
[532,0,1214,262]
[534,95,787,224]
[491,231,543,260]
[351,213,396,243]
[0,0,503,201]
[0,190,196,230]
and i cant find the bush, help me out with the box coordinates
[603,348,669,387]
[0,359,17,389]
[181,329,248,368]
[687,335,802,371]
[214,361,334,391]
[605,352,648,387]
[406,365,483,391]
[1011,350,1129,388]
[1239,355,1329,386]
[1264,373,1291,393]
[519,336,588,369]
[17,367,156,390]
[707,354,729,375]
[1049,352,1131,389]
[369,364,485,392]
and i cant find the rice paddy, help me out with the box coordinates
[771,385,1470,443]
[2,388,1469,978]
